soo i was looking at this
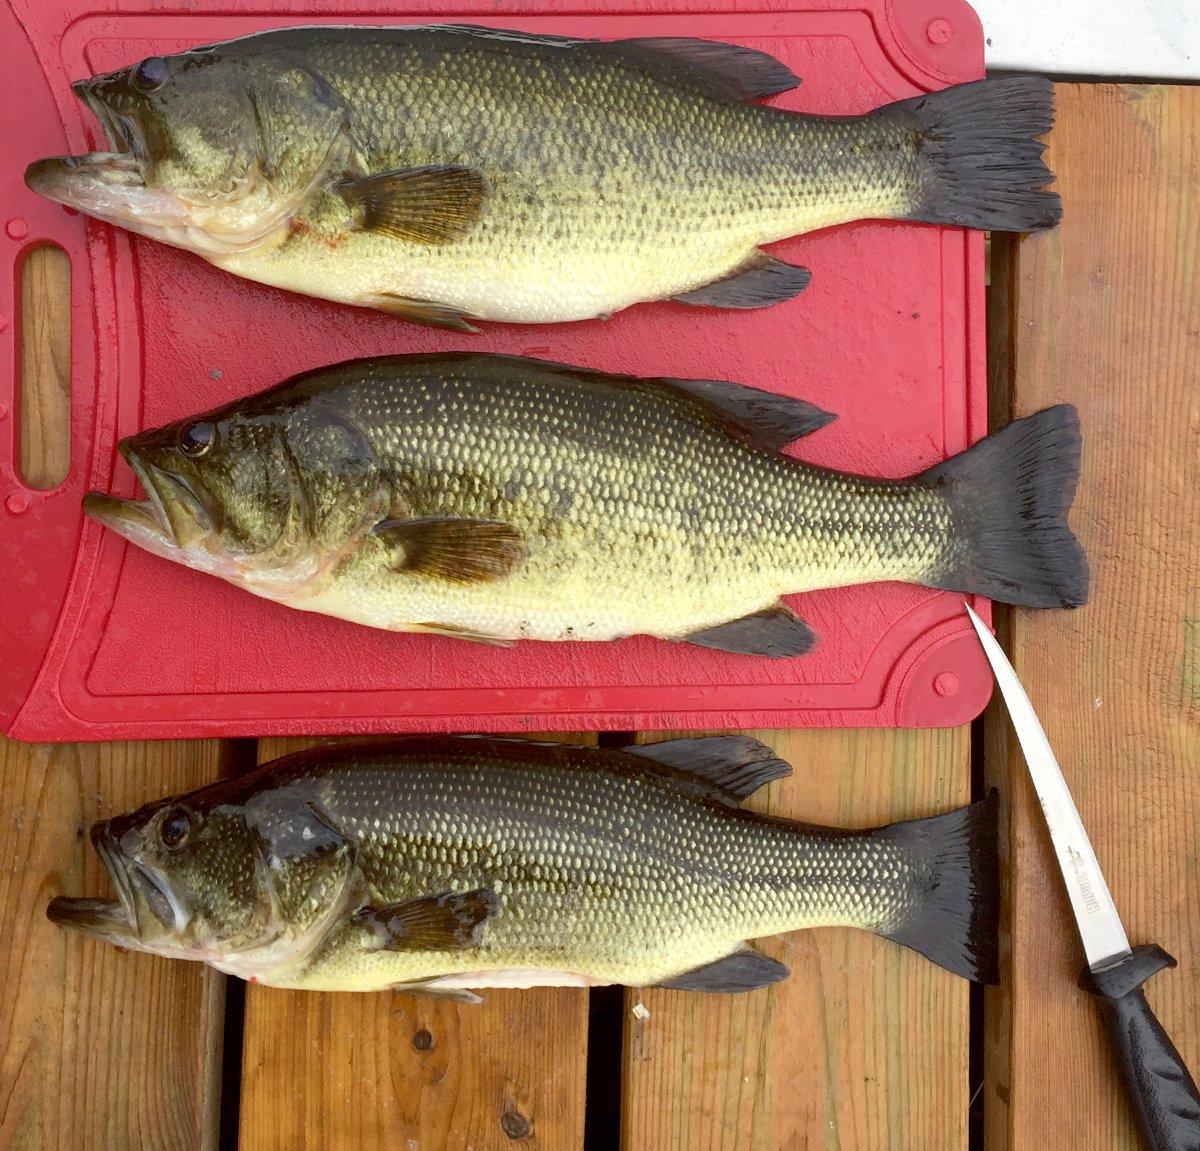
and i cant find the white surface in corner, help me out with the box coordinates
[974,0,1200,79]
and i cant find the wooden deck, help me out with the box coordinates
[2,84,1196,1150]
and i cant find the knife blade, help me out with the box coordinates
[964,603,1200,1151]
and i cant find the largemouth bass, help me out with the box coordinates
[48,736,999,992]
[82,353,1088,656]
[26,25,1059,327]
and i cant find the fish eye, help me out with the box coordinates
[160,805,193,849]
[132,56,169,92]
[179,421,215,457]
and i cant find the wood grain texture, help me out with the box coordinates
[622,727,971,1151]
[239,736,590,1151]
[988,84,1200,1150]
[18,244,71,490]
[0,737,226,1151]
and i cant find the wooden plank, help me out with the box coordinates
[239,736,590,1151]
[0,737,226,1151]
[622,727,971,1151]
[17,244,71,490]
[990,84,1200,1150]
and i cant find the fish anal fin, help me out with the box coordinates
[361,293,480,331]
[375,516,527,584]
[355,888,499,952]
[661,377,835,450]
[628,735,790,804]
[674,252,811,310]
[659,947,789,993]
[607,38,800,101]
[339,165,486,244]
[684,603,816,658]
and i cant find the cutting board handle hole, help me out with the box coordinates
[17,242,71,490]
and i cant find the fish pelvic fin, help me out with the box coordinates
[872,792,1000,984]
[884,76,1061,232]
[922,405,1089,609]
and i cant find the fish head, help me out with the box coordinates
[49,775,363,973]
[25,47,347,255]
[47,792,276,959]
[83,392,381,588]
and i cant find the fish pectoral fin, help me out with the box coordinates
[658,947,790,993]
[603,37,800,101]
[659,376,835,449]
[627,736,790,805]
[339,165,487,245]
[361,292,481,331]
[375,516,528,584]
[682,603,817,658]
[673,252,811,310]
[354,888,499,952]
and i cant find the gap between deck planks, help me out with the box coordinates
[984,84,1200,1151]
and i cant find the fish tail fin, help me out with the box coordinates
[922,405,1089,608]
[881,76,1061,232]
[873,792,1000,983]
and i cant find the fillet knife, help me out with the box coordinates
[965,604,1200,1151]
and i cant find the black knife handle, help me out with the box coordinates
[1080,946,1200,1151]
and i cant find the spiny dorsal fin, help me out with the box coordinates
[628,735,790,805]
[661,378,834,451]
[375,516,527,584]
[602,37,800,102]
[339,165,486,245]
[355,889,499,952]
[658,946,790,992]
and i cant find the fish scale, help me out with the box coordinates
[51,737,999,991]
[29,29,1061,324]
[256,742,919,991]
[210,27,918,321]
[278,355,949,643]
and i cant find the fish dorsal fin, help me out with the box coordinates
[628,735,790,805]
[660,377,835,450]
[339,165,487,245]
[658,946,790,992]
[375,516,527,584]
[355,888,499,952]
[602,37,800,102]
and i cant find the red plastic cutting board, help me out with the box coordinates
[0,0,996,741]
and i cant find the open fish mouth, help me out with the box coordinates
[47,823,138,944]
[83,446,213,556]
[24,79,219,248]
[47,822,186,943]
